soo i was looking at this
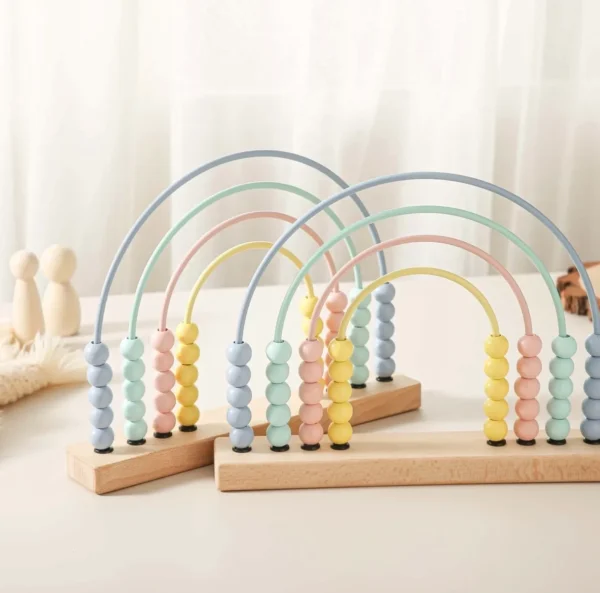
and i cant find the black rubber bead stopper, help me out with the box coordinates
[94,447,114,454]
[584,438,600,445]
[487,439,506,447]
[517,438,536,446]
[271,445,290,452]
[351,383,367,389]
[548,438,567,446]
[127,439,146,446]
[233,446,252,453]
[179,425,197,433]
[301,443,320,451]
[376,376,394,383]
[154,431,172,439]
[331,443,350,451]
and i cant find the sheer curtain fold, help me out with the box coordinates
[1,0,598,301]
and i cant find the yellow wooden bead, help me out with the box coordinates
[177,404,200,426]
[327,401,353,424]
[175,363,198,387]
[484,357,509,379]
[176,342,200,365]
[329,361,353,382]
[176,322,199,345]
[328,421,352,445]
[176,385,198,406]
[302,316,324,337]
[484,419,507,441]
[485,378,509,400]
[484,334,509,358]
[483,399,509,421]
[328,338,354,362]
[299,295,318,317]
[328,381,352,403]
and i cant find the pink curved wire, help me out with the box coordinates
[160,211,339,330]
[307,235,534,339]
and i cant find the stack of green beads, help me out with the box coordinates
[265,340,293,451]
[120,337,147,445]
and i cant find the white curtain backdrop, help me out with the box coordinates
[1,0,599,301]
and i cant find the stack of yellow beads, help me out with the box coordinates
[174,322,201,431]
[483,334,510,445]
[327,337,355,449]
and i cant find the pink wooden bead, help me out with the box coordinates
[325,331,336,345]
[299,422,324,445]
[326,312,343,332]
[299,382,323,404]
[517,356,542,379]
[153,411,176,433]
[152,350,174,372]
[154,391,176,413]
[514,377,540,400]
[154,370,175,392]
[299,361,323,383]
[299,403,323,424]
[517,334,542,357]
[151,329,175,353]
[515,398,539,420]
[326,291,348,313]
[514,418,539,441]
[298,339,323,362]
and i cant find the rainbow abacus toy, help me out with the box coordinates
[67,150,600,494]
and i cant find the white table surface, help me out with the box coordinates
[1,273,599,592]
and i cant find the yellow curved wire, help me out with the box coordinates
[184,241,315,323]
[338,267,500,339]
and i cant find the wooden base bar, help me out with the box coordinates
[67,375,421,494]
[214,431,600,492]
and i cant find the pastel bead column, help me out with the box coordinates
[323,291,348,385]
[582,335,600,443]
[151,329,176,438]
[483,335,509,446]
[120,337,148,445]
[226,342,254,452]
[298,339,325,450]
[546,335,577,445]
[174,323,200,431]
[348,287,371,389]
[514,335,542,445]
[265,340,293,452]
[84,342,114,453]
[373,283,396,382]
[327,337,354,450]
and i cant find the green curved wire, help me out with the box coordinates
[128,181,362,338]
[274,205,567,340]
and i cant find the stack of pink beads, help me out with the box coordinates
[152,329,177,438]
[514,334,543,444]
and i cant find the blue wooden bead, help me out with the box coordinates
[123,400,146,422]
[120,337,144,361]
[265,340,292,364]
[375,358,396,378]
[350,287,371,308]
[123,380,145,401]
[548,378,573,400]
[90,427,114,450]
[226,342,252,366]
[581,418,600,441]
[351,346,370,366]
[585,334,600,356]
[546,418,570,441]
[226,364,251,387]
[89,406,114,429]
[375,321,395,340]
[351,365,369,385]
[125,419,148,441]
[351,308,371,328]
[583,398,600,421]
[88,386,113,408]
[266,424,292,448]
[230,426,254,449]
[227,406,252,429]
[226,385,252,407]
[551,335,577,358]
[375,302,395,323]
[87,363,113,387]
[266,403,291,427]
[84,342,109,366]
[123,359,145,382]
[374,283,395,303]
[374,339,395,359]
[586,356,600,379]
[547,398,571,420]
[349,326,369,347]
[549,357,574,379]
[584,378,600,399]
[265,362,289,384]
[265,382,291,405]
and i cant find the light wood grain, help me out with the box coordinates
[214,431,600,491]
[67,375,421,494]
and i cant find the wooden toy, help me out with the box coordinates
[41,245,81,337]
[557,261,600,320]
[9,250,44,344]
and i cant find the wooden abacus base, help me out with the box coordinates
[67,375,420,494]
[214,430,600,492]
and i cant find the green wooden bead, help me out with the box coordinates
[350,287,371,309]
[123,380,145,401]
[266,404,291,427]
[351,365,369,385]
[549,378,573,399]
[266,362,289,384]
[549,357,574,379]
[545,418,570,441]
[123,400,146,422]
[349,326,369,347]
[123,359,145,382]
[266,382,291,405]
[265,340,292,364]
[266,424,292,448]
[351,346,370,366]
[351,308,371,328]
[547,398,571,420]
[124,419,148,441]
[551,335,577,358]
[120,337,144,361]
